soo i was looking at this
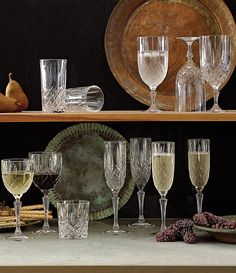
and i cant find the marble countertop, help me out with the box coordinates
[0,218,235,273]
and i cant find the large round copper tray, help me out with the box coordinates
[105,0,236,110]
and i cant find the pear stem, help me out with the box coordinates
[8,72,13,82]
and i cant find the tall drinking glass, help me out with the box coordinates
[199,35,232,112]
[104,141,127,235]
[152,142,175,231]
[137,36,168,112]
[1,158,34,241]
[40,59,67,113]
[29,151,62,234]
[129,138,154,228]
[188,139,210,213]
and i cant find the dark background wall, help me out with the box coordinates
[0,0,235,219]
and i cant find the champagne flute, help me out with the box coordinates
[1,158,34,241]
[199,35,232,112]
[137,36,168,112]
[104,141,127,235]
[29,151,62,234]
[152,142,175,231]
[188,139,210,213]
[129,138,154,228]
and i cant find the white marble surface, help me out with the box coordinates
[0,218,235,273]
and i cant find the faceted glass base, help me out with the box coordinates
[128,221,155,228]
[6,234,31,241]
[34,228,57,235]
[104,228,128,235]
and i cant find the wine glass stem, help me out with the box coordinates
[137,189,145,223]
[112,193,120,230]
[196,192,204,213]
[42,194,50,230]
[14,199,22,236]
[150,88,157,109]
[159,196,167,231]
[212,87,219,107]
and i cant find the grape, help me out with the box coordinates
[193,212,236,230]
[183,231,196,244]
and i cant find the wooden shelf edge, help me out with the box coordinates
[0,111,236,122]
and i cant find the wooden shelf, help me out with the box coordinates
[1,110,236,122]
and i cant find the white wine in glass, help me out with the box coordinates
[137,36,168,112]
[1,158,34,241]
[188,139,210,213]
[152,141,175,231]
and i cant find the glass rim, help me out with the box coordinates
[39,59,67,62]
[29,151,62,155]
[137,35,168,40]
[104,140,127,144]
[130,137,151,141]
[188,138,210,142]
[57,200,90,205]
[1,158,31,162]
[199,35,232,39]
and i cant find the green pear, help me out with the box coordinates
[5,72,29,111]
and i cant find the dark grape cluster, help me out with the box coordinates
[193,212,236,230]
[156,219,196,244]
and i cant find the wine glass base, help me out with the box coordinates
[33,228,57,235]
[104,228,128,235]
[147,106,162,113]
[6,234,31,241]
[208,105,224,113]
[128,221,155,228]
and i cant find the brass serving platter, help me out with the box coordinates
[105,0,236,110]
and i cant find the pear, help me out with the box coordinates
[5,72,29,111]
[0,92,22,112]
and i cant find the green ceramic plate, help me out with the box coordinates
[45,123,135,220]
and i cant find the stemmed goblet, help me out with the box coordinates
[137,36,168,112]
[188,139,210,213]
[1,158,34,241]
[152,142,175,231]
[128,138,154,228]
[199,35,232,112]
[29,151,62,234]
[104,141,127,235]
[175,36,205,112]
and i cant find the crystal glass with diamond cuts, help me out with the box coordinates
[104,141,127,235]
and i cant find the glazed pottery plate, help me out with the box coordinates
[194,215,236,243]
[45,123,135,220]
[105,0,236,110]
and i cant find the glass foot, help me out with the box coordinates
[208,105,224,113]
[33,228,57,235]
[128,221,155,228]
[6,234,31,241]
[104,228,128,235]
[147,106,162,113]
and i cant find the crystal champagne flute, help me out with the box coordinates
[29,151,62,234]
[1,158,34,241]
[152,141,175,231]
[104,141,127,235]
[188,139,210,213]
[129,138,154,228]
[137,36,168,112]
[199,35,232,112]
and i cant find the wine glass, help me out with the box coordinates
[29,151,62,234]
[152,141,175,231]
[104,141,127,235]
[128,138,154,228]
[137,36,168,112]
[199,35,232,112]
[1,158,34,241]
[188,139,210,213]
[175,37,205,112]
